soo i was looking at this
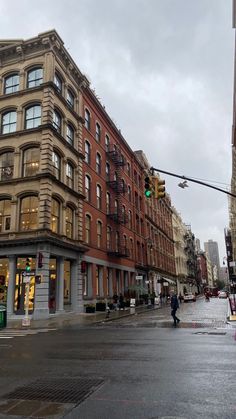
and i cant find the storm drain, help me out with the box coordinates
[3,377,104,404]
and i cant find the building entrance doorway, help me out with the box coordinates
[14,271,35,314]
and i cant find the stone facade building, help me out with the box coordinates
[172,207,188,295]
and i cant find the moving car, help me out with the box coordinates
[183,293,196,302]
[218,291,228,299]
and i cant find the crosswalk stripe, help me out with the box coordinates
[0,328,57,339]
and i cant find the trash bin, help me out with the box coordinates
[0,304,7,328]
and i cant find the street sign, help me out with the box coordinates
[22,271,36,277]
[136,275,143,280]
[23,276,30,284]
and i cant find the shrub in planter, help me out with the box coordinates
[84,304,95,313]
[96,302,106,312]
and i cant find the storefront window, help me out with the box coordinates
[64,260,71,304]
[15,257,36,314]
[20,196,39,231]
[0,258,9,304]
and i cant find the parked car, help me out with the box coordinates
[218,291,228,299]
[183,293,196,302]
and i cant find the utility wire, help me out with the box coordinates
[150,166,236,199]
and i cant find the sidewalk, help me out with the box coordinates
[5,304,161,330]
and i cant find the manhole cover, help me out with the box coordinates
[3,377,104,404]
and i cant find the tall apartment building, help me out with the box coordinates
[0,30,88,319]
[0,30,177,319]
[204,240,220,280]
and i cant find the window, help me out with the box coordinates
[52,151,61,180]
[105,162,110,180]
[114,199,118,214]
[115,231,120,252]
[20,196,38,231]
[96,153,101,174]
[107,226,111,249]
[25,105,41,129]
[23,148,40,177]
[27,68,43,88]
[122,205,126,223]
[95,123,101,142]
[130,238,133,258]
[0,200,11,232]
[96,184,102,209]
[85,175,91,201]
[53,110,62,133]
[127,162,131,176]
[84,141,91,164]
[2,111,17,134]
[121,179,126,193]
[85,109,90,130]
[54,73,62,92]
[128,210,132,229]
[106,192,110,213]
[0,152,14,181]
[4,74,19,94]
[97,221,102,248]
[85,214,91,243]
[67,89,74,108]
[66,125,74,145]
[51,198,60,233]
[105,134,110,151]
[66,163,74,188]
[128,185,132,202]
[66,206,73,238]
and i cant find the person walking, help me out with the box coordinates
[170,292,180,327]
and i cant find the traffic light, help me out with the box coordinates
[25,258,31,273]
[144,176,153,198]
[154,178,166,199]
[38,252,43,269]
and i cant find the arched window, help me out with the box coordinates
[115,231,120,252]
[25,105,41,129]
[20,196,38,231]
[106,226,111,250]
[97,221,102,248]
[105,134,110,151]
[106,192,110,213]
[66,124,74,145]
[128,210,132,229]
[66,162,74,188]
[85,141,91,164]
[130,238,133,258]
[96,184,102,209]
[52,151,61,180]
[1,110,17,134]
[96,153,101,174]
[54,72,62,92]
[0,199,11,232]
[53,110,62,133]
[127,162,131,176]
[128,185,132,202]
[95,123,101,142]
[51,198,60,233]
[121,179,126,193]
[114,199,118,214]
[122,205,126,223]
[105,162,110,180]
[27,67,43,88]
[23,148,40,177]
[4,73,19,94]
[67,89,74,108]
[85,214,91,243]
[85,109,90,130]
[66,206,73,238]
[85,175,91,201]
[0,152,14,181]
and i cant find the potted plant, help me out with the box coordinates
[95,301,106,311]
[84,304,95,313]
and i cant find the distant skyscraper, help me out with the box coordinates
[204,240,220,278]
[195,238,201,253]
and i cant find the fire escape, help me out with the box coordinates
[106,146,130,258]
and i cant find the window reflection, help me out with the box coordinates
[27,68,43,88]
[0,152,14,181]
[4,74,19,94]
[0,200,11,232]
[52,151,60,180]
[2,111,17,134]
[25,105,41,129]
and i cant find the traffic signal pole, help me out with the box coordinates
[150,167,236,199]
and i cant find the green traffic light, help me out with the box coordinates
[26,265,31,272]
[145,190,152,198]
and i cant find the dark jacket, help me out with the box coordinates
[170,294,179,310]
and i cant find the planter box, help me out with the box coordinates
[96,302,106,312]
[85,306,95,313]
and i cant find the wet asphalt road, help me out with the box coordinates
[0,297,235,419]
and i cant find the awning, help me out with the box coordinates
[162,277,176,285]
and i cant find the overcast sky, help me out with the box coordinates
[0,0,234,262]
